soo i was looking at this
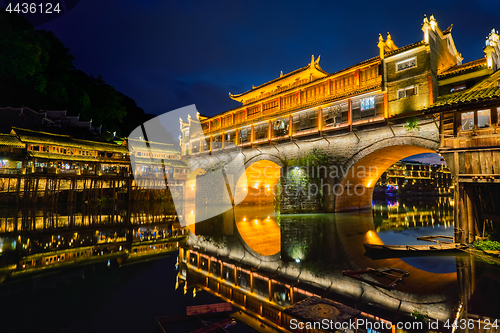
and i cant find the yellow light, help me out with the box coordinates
[253,182,260,189]
[254,219,258,225]
[243,218,246,221]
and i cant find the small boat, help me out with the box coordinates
[416,235,454,244]
[364,243,467,253]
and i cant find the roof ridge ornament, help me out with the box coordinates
[385,32,398,52]
[377,33,386,59]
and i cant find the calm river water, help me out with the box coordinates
[0,197,498,332]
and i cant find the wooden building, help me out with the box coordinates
[10,127,130,175]
[0,134,25,174]
[180,15,463,156]
[424,29,500,243]
[0,127,190,179]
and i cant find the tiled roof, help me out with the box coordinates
[230,62,329,99]
[431,86,500,109]
[438,58,487,77]
[131,156,188,167]
[127,138,180,154]
[208,56,381,121]
[11,127,128,153]
[426,69,500,111]
[327,55,380,78]
[385,40,426,57]
[203,82,382,135]
[0,134,25,148]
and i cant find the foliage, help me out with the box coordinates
[287,148,330,167]
[410,309,428,323]
[273,178,281,217]
[286,148,330,209]
[473,240,500,251]
[0,9,152,136]
[404,117,420,132]
[202,161,227,173]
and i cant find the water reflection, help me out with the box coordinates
[373,197,457,273]
[180,196,500,330]
[0,203,187,283]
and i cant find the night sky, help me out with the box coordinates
[2,0,500,118]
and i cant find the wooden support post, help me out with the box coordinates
[15,177,20,205]
[466,185,476,243]
[348,98,352,131]
[459,183,468,244]
[33,178,39,205]
[454,177,460,243]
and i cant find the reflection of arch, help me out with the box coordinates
[234,159,282,256]
[185,167,206,201]
[184,168,206,234]
[335,140,438,212]
[335,211,457,297]
[234,204,281,259]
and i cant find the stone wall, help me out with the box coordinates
[188,118,439,214]
[386,47,432,115]
[280,166,323,213]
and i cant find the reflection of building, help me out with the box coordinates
[372,197,454,231]
[178,246,394,333]
[0,204,187,280]
[375,161,452,195]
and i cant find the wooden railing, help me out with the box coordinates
[201,76,382,134]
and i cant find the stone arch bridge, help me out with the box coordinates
[188,116,439,213]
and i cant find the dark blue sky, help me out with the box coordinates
[15,0,500,117]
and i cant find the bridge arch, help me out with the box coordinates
[233,157,283,257]
[335,136,439,211]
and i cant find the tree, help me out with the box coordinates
[0,9,154,137]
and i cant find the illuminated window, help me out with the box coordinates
[461,111,474,130]
[211,118,220,130]
[477,109,491,128]
[221,114,232,127]
[497,107,500,125]
[234,110,245,124]
[360,96,375,111]
[398,86,417,99]
[247,105,260,117]
[239,127,250,144]
[396,57,417,72]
